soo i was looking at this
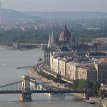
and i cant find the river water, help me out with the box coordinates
[0,46,97,107]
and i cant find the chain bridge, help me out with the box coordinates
[0,75,86,102]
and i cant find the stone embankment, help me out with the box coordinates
[29,65,85,101]
[29,67,64,89]
[29,63,107,107]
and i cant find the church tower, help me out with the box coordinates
[51,32,54,46]
[47,33,51,48]
[47,32,54,48]
[58,23,72,48]
[64,23,71,43]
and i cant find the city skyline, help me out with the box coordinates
[0,0,107,12]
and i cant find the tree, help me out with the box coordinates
[53,74,60,82]
[92,82,101,97]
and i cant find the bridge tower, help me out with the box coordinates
[20,75,32,102]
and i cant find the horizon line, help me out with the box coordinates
[2,8,107,14]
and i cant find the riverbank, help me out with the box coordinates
[29,67,85,103]
[102,99,107,107]
[29,67,65,89]
[41,64,107,107]
[29,65,85,101]
[0,44,12,48]
[30,63,107,107]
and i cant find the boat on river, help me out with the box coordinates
[84,100,96,104]
[38,57,43,61]
[17,66,32,69]
[19,49,23,51]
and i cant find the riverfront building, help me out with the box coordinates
[94,58,107,85]
[43,24,107,84]
[66,62,78,80]
[50,53,97,82]
[76,66,97,82]
[58,58,67,76]
[44,47,51,65]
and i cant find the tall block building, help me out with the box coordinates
[76,66,97,82]
[66,62,78,80]
[94,58,107,85]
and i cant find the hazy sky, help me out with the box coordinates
[1,0,107,12]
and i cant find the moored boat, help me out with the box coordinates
[84,100,96,104]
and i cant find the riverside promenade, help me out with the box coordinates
[29,63,85,100]
[29,63,107,107]
[29,67,65,89]
[100,99,107,107]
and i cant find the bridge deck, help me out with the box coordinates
[0,90,21,94]
[0,90,85,94]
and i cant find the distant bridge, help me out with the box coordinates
[13,43,47,49]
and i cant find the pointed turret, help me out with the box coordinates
[47,33,51,48]
[51,32,54,44]
[47,32,55,48]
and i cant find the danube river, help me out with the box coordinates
[0,46,97,107]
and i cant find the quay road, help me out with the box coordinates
[29,64,85,94]
[29,67,65,89]
[30,63,72,89]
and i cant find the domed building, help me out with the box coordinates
[59,24,71,44]
[59,31,65,41]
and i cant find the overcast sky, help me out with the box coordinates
[1,0,107,12]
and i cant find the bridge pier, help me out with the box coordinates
[85,93,89,100]
[84,89,90,100]
[20,91,32,102]
[20,75,32,102]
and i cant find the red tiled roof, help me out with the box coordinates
[97,58,107,64]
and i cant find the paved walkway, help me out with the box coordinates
[30,64,107,106]
[29,68,65,89]
[102,99,107,107]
